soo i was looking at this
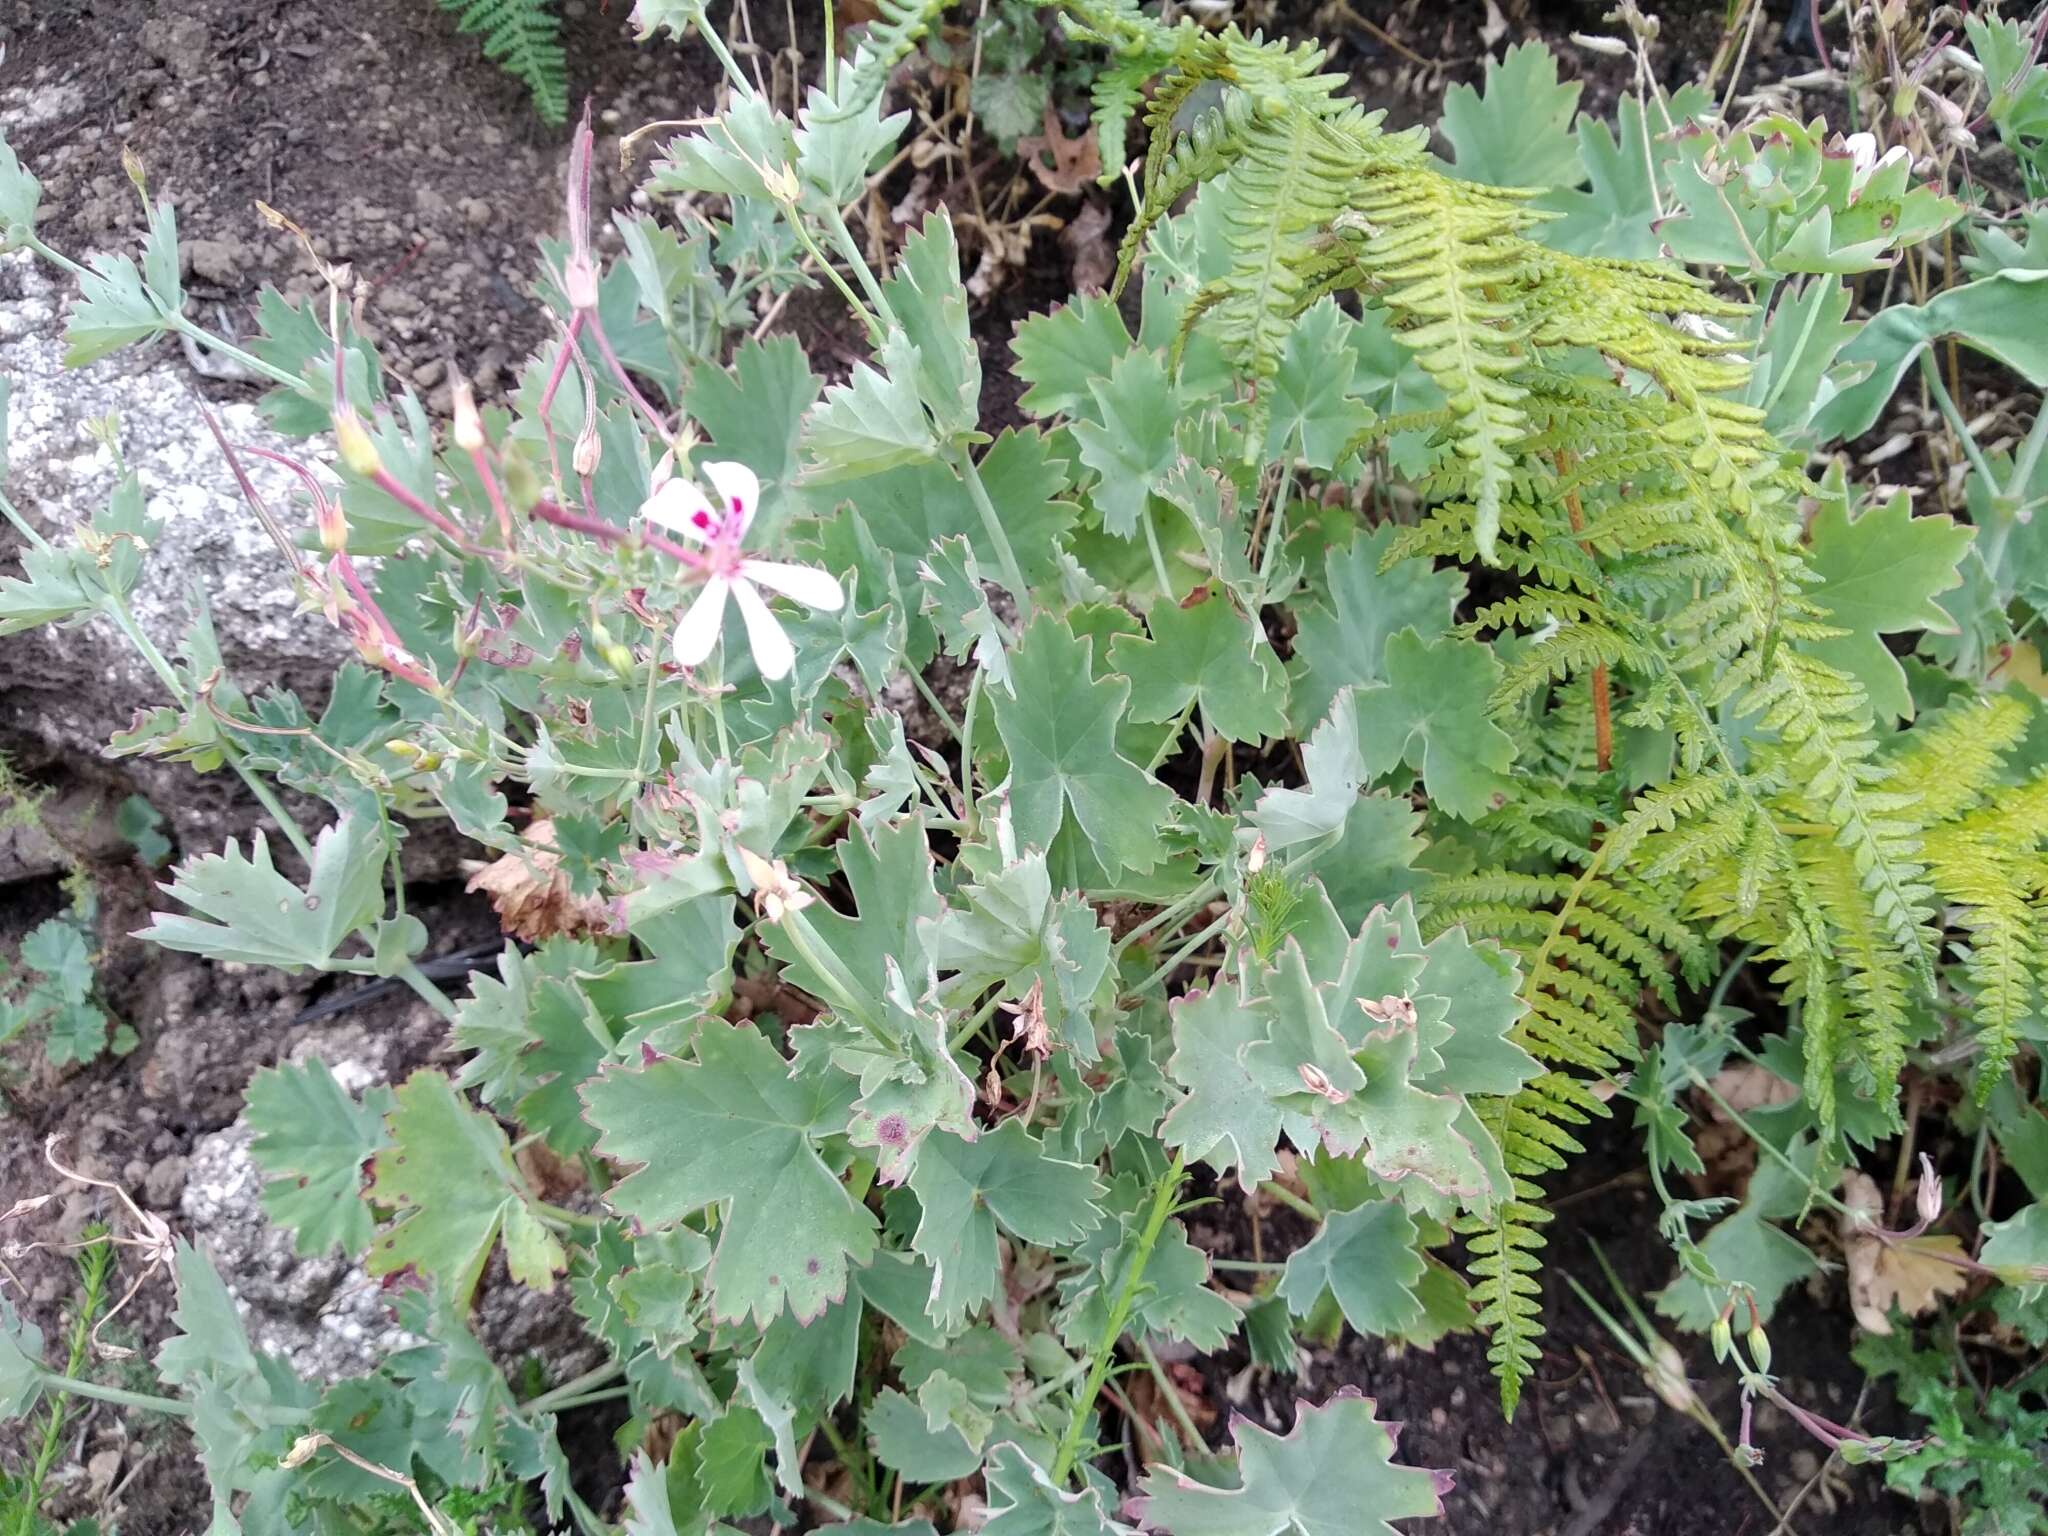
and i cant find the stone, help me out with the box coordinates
[138,16,212,82]
[180,237,245,287]
[0,249,349,857]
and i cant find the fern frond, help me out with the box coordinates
[821,0,953,122]
[434,0,568,124]
[1423,819,1701,1415]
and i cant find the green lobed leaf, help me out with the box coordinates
[245,1059,394,1258]
[1354,628,1516,820]
[141,816,387,970]
[990,614,1178,882]
[365,1070,568,1306]
[1069,348,1179,539]
[905,1119,1106,1330]
[1011,295,1134,419]
[805,332,941,481]
[1161,980,1284,1194]
[582,1022,880,1325]
[1440,42,1583,193]
[1276,1200,1428,1337]
[0,134,41,252]
[1287,528,1463,735]
[1109,588,1289,745]
[0,1301,43,1417]
[1803,490,1974,724]
[1134,1389,1447,1536]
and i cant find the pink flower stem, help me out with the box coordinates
[587,311,670,441]
[331,554,406,651]
[530,499,711,573]
[468,445,516,548]
[329,554,441,692]
[369,466,472,549]
[538,310,587,496]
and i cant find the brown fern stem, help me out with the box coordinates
[1553,450,1613,774]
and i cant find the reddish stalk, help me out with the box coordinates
[531,499,710,573]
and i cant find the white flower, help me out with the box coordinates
[639,460,844,681]
[1840,132,1911,199]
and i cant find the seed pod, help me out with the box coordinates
[574,424,603,478]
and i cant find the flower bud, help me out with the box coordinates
[573,423,603,478]
[1710,1311,1734,1364]
[1747,1323,1772,1374]
[1646,1338,1700,1415]
[564,255,600,312]
[452,376,485,454]
[1915,1153,1941,1229]
[334,408,383,479]
[385,740,423,760]
[603,642,636,678]
[315,492,348,554]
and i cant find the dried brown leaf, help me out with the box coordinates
[464,819,616,942]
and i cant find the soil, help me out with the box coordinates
[0,0,1952,1532]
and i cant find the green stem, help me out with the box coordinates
[699,19,752,93]
[33,1371,193,1419]
[908,670,963,742]
[1687,1069,1855,1220]
[1918,351,1999,492]
[1124,912,1231,1000]
[786,216,880,338]
[13,1235,112,1536]
[959,668,983,836]
[1136,1334,1210,1456]
[396,961,462,1023]
[949,987,1008,1053]
[947,444,1035,621]
[168,313,306,392]
[821,206,891,321]
[1257,1181,1321,1223]
[1141,507,1174,597]
[1050,1153,1185,1484]
[1114,880,1223,959]
[635,624,667,778]
[26,236,89,280]
[523,1359,627,1418]
[822,0,838,96]
[534,1199,604,1234]
[817,1414,885,1517]
[779,904,874,1025]
[0,491,53,553]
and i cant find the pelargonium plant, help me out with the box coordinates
[3,0,2048,1531]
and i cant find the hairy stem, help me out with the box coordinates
[1050,1153,1185,1484]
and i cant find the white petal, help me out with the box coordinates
[732,577,795,681]
[741,559,845,611]
[1843,131,1877,172]
[703,460,763,538]
[641,479,718,543]
[671,576,730,667]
